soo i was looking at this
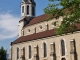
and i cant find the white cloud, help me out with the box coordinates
[0,12,20,40]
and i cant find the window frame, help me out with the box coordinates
[22,6,24,13]
[61,40,65,56]
[43,42,47,58]
[32,6,35,16]
[17,47,19,59]
[27,5,29,15]
[28,45,32,59]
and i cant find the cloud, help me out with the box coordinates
[0,12,20,40]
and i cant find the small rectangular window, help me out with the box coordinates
[27,5,29,15]
[17,48,19,59]
[43,43,47,57]
[22,6,24,13]
[29,45,31,59]
[70,40,75,52]
[61,40,65,56]
[32,6,35,16]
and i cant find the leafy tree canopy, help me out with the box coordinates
[44,0,80,34]
[0,46,7,60]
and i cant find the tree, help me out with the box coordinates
[0,46,7,60]
[44,0,80,34]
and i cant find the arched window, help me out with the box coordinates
[21,30,24,36]
[27,5,29,15]
[22,6,24,13]
[43,42,47,57]
[61,58,66,60]
[29,45,31,59]
[17,47,19,59]
[46,24,49,30]
[23,47,25,58]
[34,27,36,33]
[32,6,35,16]
[61,40,65,56]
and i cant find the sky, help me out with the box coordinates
[0,0,49,52]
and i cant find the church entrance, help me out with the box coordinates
[61,58,66,60]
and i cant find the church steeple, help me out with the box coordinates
[18,0,36,37]
[21,0,36,20]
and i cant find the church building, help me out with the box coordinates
[8,0,80,60]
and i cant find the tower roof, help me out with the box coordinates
[22,0,36,5]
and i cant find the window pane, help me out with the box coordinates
[29,45,31,59]
[43,43,47,57]
[27,6,29,15]
[32,6,35,16]
[23,47,25,57]
[22,6,24,13]
[61,40,65,56]
[17,48,19,59]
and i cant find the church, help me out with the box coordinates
[8,0,80,60]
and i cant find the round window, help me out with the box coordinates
[39,25,42,29]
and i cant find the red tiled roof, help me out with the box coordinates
[20,14,58,27]
[12,24,80,44]
[25,14,58,26]
[26,14,48,26]
[12,29,56,44]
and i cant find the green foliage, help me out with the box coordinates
[0,46,7,60]
[44,0,80,35]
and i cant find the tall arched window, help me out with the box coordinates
[22,6,24,13]
[23,47,25,58]
[29,45,31,59]
[27,5,29,15]
[61,40,65,56]
[43,42,47,57]
[32,6,35,16]
[17,47,19,59]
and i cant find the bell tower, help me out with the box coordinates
[18,0,36,37]
[21,0,36,20]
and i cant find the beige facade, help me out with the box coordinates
[9,0,80,60]
[23,17,61,36]
[11,31,80,60]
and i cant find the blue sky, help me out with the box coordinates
[0,0,49,51]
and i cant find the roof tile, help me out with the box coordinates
[12,29,56,44]
[12,24,80,44]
